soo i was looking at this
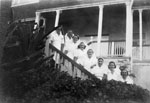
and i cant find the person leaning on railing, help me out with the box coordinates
[77,49,97,73]
[91,58,109,80]
[63,34,80,59]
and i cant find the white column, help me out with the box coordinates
[97,5,104,56]
[125,3,133,57]
[35,12,40,29]
[55,10,60,27]
[139,9,143,60]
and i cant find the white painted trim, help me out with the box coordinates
[55,10,60,27]
[139,9,143,61]
[14,17,45,23]
[14,17,35,23]
[125,2,133,57]
[97,5,104,56]
[133,6,150,11]
[11,0,39,7]
[36,0,130,13]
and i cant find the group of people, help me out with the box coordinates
[49,26,133,84]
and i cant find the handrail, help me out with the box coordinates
[87,40,126,45]
[49,44,99,80]
[133,44,150,47]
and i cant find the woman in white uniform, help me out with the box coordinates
[77,49,97,73]
[120,69,133,84]
[63,30,74,59]
[74,42,89,61]
[49,26,64,64]
[106,61,122,81]
[91,58,109,80]
[64,30,74,45]
[63,35,80,75]
[64,35,80,59]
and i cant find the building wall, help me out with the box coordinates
[103,4,126,40]
[133,64,150,91]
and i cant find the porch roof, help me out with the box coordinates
[11,0,150,21]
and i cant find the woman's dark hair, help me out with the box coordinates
[98,58,104,61]
[108,61,116,68]
[121,69,129,76]
[78,42,86,49]
[73,35,79,39]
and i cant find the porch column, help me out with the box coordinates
[55,10,60,27]
[97,5,104,56]
[138,9,143,60]
[35,12,40,28]
[125,3,133,57]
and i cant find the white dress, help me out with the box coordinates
[64,34,73,45]
[74,49,87,60]
[91,64,109,80]
[63,40,80,59]
[49,30,64,50]
[73,41,89,60]
[119,76,133,84]
[77,54,97,73]
[49,30,64,64]
[106,68,122,81]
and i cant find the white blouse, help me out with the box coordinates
[91,64,109,80]
[77,54,97,73]
[49,30,64,50]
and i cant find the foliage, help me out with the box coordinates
[1,21,53,98]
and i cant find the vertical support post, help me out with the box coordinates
[111,42,114,56]
[97,5,104,56]
[55,10,60,27]
[35,12,40,28]
[139,9,143,60]
[125,2,133,57]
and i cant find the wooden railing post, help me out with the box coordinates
[111,42,114,56]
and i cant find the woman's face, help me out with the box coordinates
[98,58,103,67]
[121,70,128,78]
[73,36,78,43]
[87,49,93,58]
[108,62,116,72]
[67,31,73,39]
[79,42,85,50]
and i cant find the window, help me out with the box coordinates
[12,0,39,7]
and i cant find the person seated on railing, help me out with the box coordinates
[119,69,133,84]
[63,35,80,59]
[91,58,109,80]
[106,61,122,81]
[77,49,97,73]
[73,42,89,61]
[49,26,64,64]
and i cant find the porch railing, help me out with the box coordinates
[49,44,98,80]
[88,40,150,60]
[88,40,126,57]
